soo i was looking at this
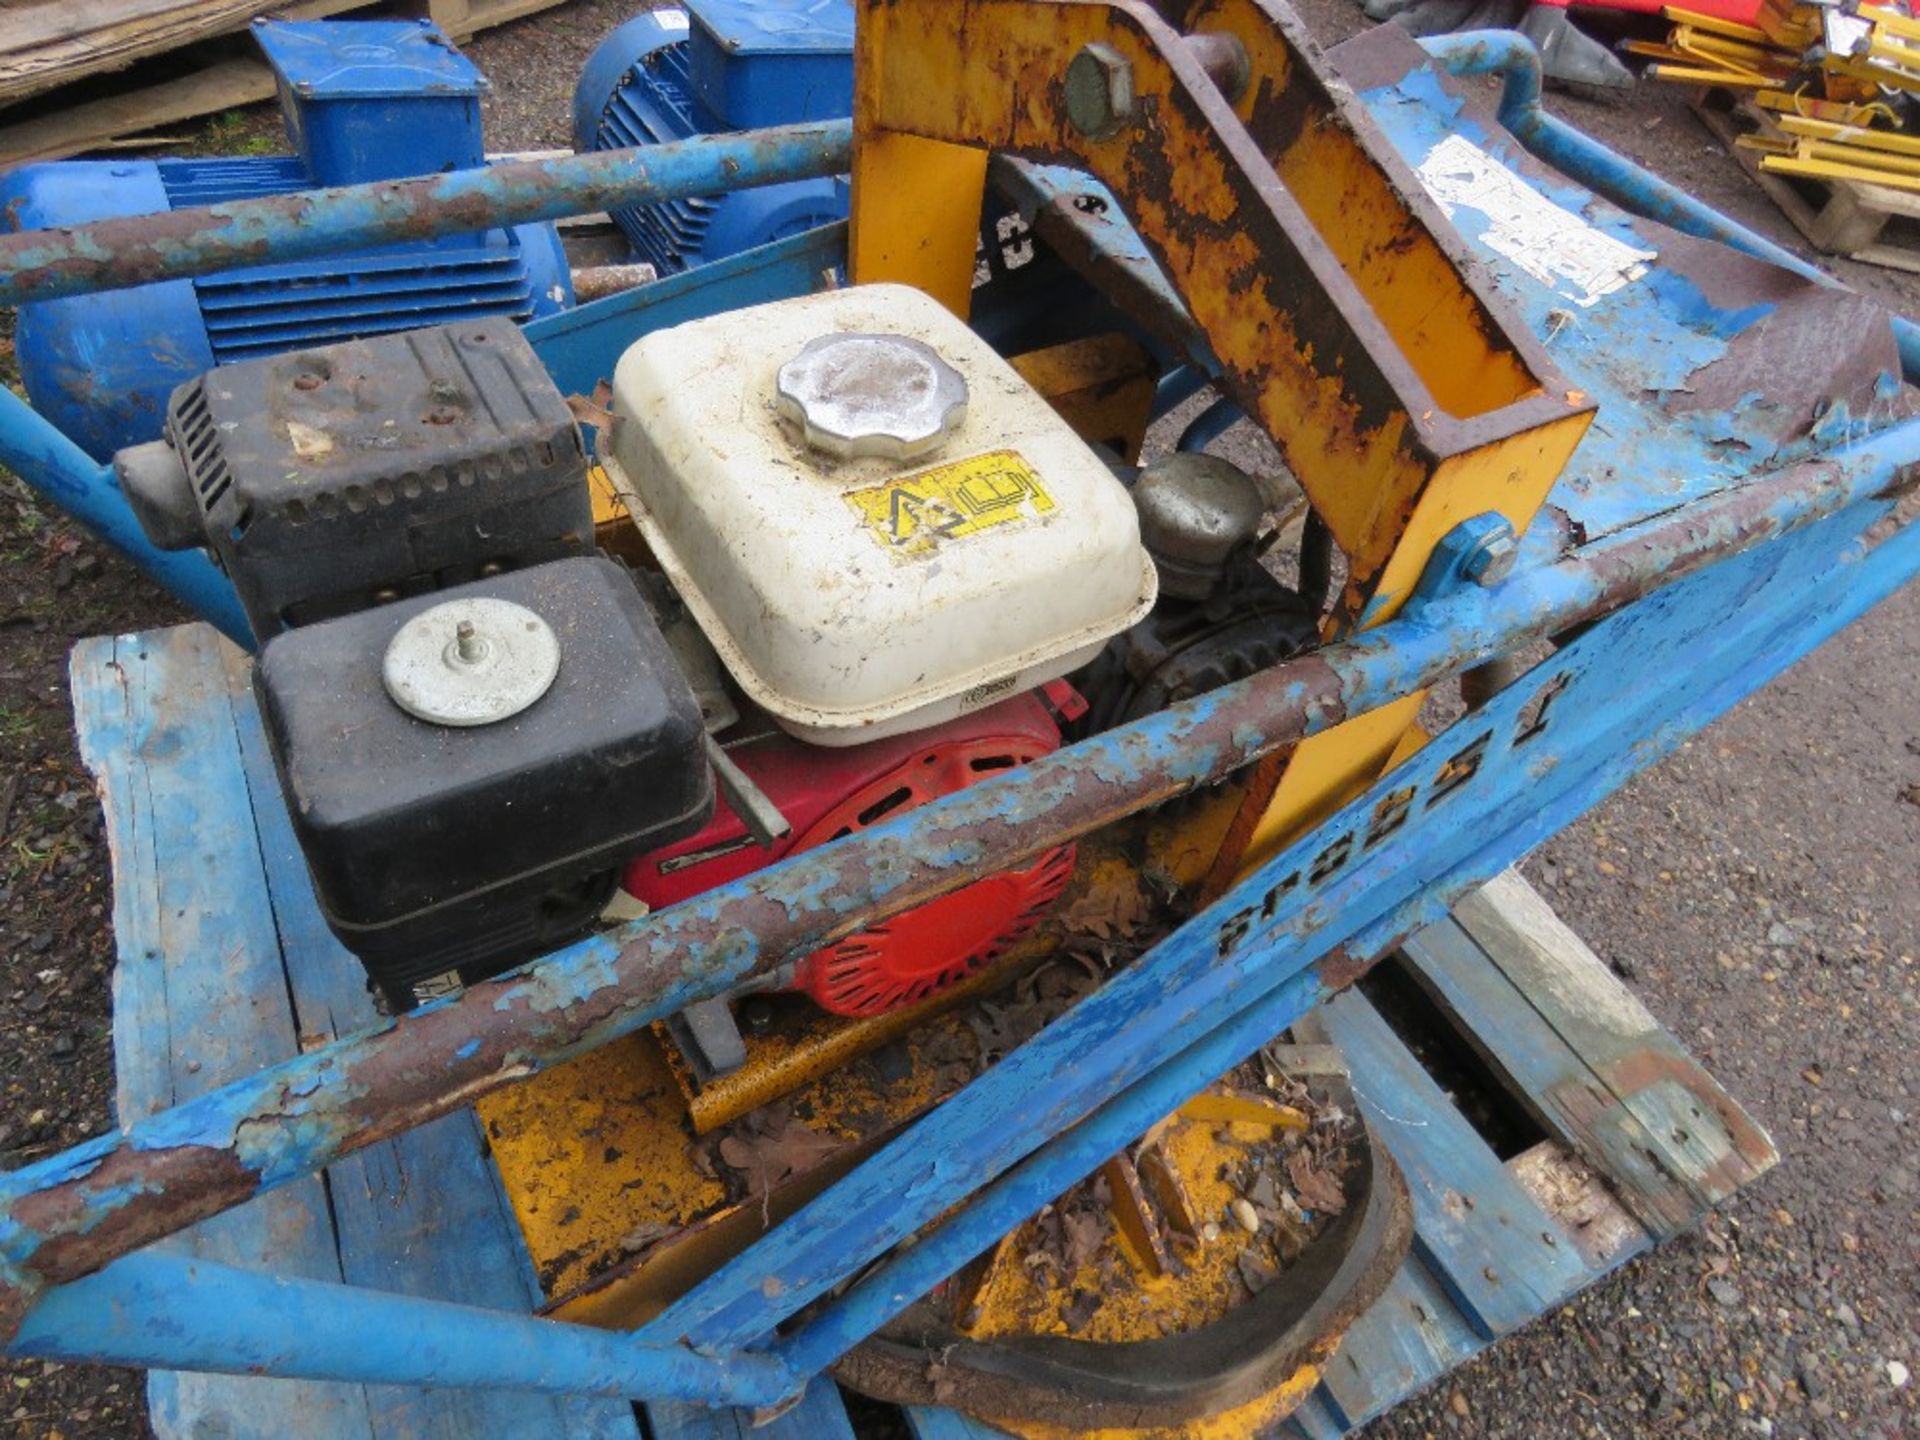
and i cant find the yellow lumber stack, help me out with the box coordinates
[1645,0,1920,192]
[1627,2,1817,85]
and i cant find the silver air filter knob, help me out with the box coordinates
[382,596,561,727]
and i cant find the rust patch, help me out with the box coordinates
[1315,942,1380,994]
[2,1143,260,1341]
[0,126,851,306]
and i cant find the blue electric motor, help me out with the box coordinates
[573,0,852,276]
[1,19,572,461]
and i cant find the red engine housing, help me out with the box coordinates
[622,690,1079,1016]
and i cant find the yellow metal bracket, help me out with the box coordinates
[850,0,1593,877]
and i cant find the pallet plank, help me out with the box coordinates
[1454,872,1776,1211]
[73,625,375,1440]
[1296,992,1590,1339]
[1508,1141,1647,1274]
[1278,1391,1349,1440]
[1398,917,1703,1237]
[647,1375,858,1440]
[1315,1257,1481,1431]
[216,644,641,1440]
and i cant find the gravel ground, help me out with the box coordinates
[0,3,1915,1437]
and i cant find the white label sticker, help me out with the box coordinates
[1415,135,1655,308]
[657,8,691,28]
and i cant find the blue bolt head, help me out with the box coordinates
[1463,520,1518,587]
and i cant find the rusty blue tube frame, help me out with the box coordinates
[0,411,1915,1352]
[3,456,1912,1400]
[0,122,851,309]
[9,1251,803,1407]
[0,60,1916,1406]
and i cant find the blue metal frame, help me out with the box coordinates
[0,32,1915,1414]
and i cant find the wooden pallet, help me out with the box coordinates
[0,0,567,170]
[1693,87,1920,273]
[72,622,1777,1440]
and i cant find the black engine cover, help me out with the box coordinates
[254,556,712,1001]
[118,317,591,637]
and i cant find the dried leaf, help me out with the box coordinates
[1287,1149,1347,1215]
[964,1002,1031,1063]
[565,380,616,438]
[717,1113,841,1194]
[1061,1209,1108,1271]
[619,1220,675,1256]
[1247,1172,1280,1210]
[926,1360,958,1405]
[1057,880,1154,941]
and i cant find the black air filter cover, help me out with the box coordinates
[254,555,711,1000]
[117,316,590,637]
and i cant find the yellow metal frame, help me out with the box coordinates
[848,0,1591,879]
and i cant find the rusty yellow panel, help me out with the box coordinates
[849,130,988,315]
[1195,0,1540,423]
[484,1015,963,1317]
[1220,694,1426,884]
[476,1032,729,1306]
[556,1140,875,1331]
[1363,408,1594,621]
[678,952,1028,1134]
[1008,332,1157,461]
[1216,403,1588,882]
[1143,781,1250,894]
[588,462,651,564]
[848,0,1590,611]
[1386,719,1430,768]
[995,1365,1324,1440]
[587,463,626,526]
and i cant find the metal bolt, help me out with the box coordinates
[1462,521,1518,587]
[1065,42,1135,141]
[1184,32,1251,103]
[454,620,484,664]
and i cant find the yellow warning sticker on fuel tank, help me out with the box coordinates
[844,449,1056,560]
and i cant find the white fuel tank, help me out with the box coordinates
[604,283,1155,745]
